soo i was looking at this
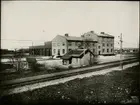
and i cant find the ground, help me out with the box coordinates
[0,65,139,104]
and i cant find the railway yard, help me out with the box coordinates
[0,54,139,104]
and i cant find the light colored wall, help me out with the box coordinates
[67,41,81,50]
[52,35,67,56]
[83,32,98,41]
[71,52,94,66]
[83,32,98,55]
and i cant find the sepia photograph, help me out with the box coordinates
[0,1,139,104]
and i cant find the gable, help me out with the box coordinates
[52,35,67,43]
[83,31,98,41]
[62,49,94,60]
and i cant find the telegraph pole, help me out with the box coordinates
[120,33,123,70]
[32,41,34,56]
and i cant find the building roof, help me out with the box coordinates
[29,45,45,49]
[29,41,52,49]
[59,35,83,41]
[44,41,52,48]
[59,35,98,43]
[61,49,94,60]
[82,31,114,39]
[98,32,114,38]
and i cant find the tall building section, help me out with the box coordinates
[83,31,114,55]
[97,32,114,55]
[82,31,98,55]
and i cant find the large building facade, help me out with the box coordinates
[52,33,98,56]
[83,31,114,55]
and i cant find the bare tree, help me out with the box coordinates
[10,49,24,73]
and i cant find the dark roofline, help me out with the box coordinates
[59,35,98,42]
[98,35,114,38]
[29,45,51,49]
[62,49,95,60]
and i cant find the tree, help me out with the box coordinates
[10,49,24,73]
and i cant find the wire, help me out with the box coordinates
[1,39,47,42]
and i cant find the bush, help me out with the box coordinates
[0,63,14,71]
[29,62,46,72]
[68,65,73,69]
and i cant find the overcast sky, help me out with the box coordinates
[1,1,139,50]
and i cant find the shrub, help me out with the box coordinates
[0,63,14,71]
[68,65,73,69]
[29,62,46,72]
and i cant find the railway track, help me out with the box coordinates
[0,58,138,90]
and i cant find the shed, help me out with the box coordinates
[61,49,95,67]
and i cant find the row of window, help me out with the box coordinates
[53,43,65,47]
[53,42,96,47]
[53,49,65,54]
[102,48,113,53]
[101,38,113,42]
[98,43,113,48]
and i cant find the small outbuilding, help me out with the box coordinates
[61,49,96,67]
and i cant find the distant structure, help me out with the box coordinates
[29,41,52,56]
[0,49,14,55]
[51,33,98,56]
[114,48,139,54]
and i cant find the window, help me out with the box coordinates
[102,49,105,53]
[111,49,113,52]
[98,51,101,55]
[107,49,109,52]
[63,49,65,54]
[98,46,100,49]
[63,43,65,46]
[111,44,113,47]
[107,43,109,46]
[102,43,105,47]
[53,49,56,54]
[93,43,94,46]
[58,49,60,55]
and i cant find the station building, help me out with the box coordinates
[52,33,98,56]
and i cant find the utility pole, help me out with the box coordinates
[32,41,34,56]
[119,33,123,70]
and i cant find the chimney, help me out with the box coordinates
[101,32,105,34]
[90,31,94,33]
[65,33,69,37]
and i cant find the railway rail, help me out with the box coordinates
[0,58,138,90]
